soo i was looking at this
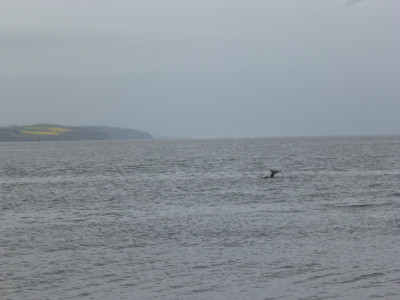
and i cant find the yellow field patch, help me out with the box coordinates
[48,127,71,133]
[19,127,72,135]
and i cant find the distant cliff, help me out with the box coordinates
[0,124,153,142]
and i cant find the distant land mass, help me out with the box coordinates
[0,124,153,142]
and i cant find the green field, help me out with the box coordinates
[18,126,72,135]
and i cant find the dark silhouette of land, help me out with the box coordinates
[0,124,153,142]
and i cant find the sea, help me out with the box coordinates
[1,135,399,300]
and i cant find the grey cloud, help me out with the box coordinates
[0,0,399,137]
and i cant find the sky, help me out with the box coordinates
[0,0,399,138]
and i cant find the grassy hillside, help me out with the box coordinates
[0,124,152,142]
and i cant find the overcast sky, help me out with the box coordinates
[0,0,399,138]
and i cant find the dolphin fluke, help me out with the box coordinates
[269,169,281,178]
[261,169,281,178]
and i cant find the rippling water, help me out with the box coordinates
[1,136,400,299]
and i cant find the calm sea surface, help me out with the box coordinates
[1,136,399,300]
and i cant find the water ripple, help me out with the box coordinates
[1,136,400,300]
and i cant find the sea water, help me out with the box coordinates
[1,136,399,299]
